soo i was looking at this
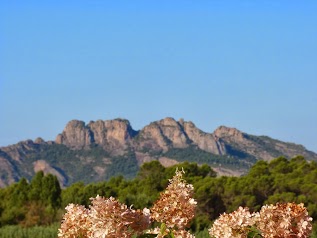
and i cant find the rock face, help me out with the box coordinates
[211,126,315,161]
[54,118,242,156]
[182,121,226,155]
[135,118,227,155]
[156,117,189,148]
[214,126,245,139]
[53,117,317,164]
[0,139,42,163]
[56,119,137,154]
[1,117,317,187]
[0,151,19,187]
[88,119,136,154]
[136,122,170,152]
[56,120,93,149]
[135,118,189,153]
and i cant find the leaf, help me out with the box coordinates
[160,223,167,235]
[247,226,262,238]
[169,231,175,238]
[136,234,157,238]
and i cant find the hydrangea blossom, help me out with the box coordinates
[150,168,197,237]
[209,202,313,238]
[58,204,90,238]
[256,203,313,238]
[209,206,259,238]
[58,169,313,238]
[89,196,151,238]
[58,196,151,238]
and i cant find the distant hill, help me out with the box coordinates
[1,117,316,187]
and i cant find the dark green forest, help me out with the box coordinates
[1,156,317,236]
[16,143,253,187]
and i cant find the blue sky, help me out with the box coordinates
[0,1,316,153]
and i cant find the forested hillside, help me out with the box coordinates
[1,118,317,187]
[1,155,317,236]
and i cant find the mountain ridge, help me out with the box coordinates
[1,117,316,187]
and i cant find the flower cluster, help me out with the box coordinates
[58,169,196,238]
[58,196,151,238]
[209,202,313,238]
[256,203,313,238]
[58,204,90,238]
[209,207,258,238]
[88,196,151,237]
[150,168,197,236]
[58,169,313,238]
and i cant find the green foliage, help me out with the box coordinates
[107,154,139,179]
[41,174,61,208]
[18,144,140,186]
[0,172,61,227]
[27,172,61,209]
[163,146,251,170]
[137,160,167,191]
[28,171,44,201]
[194,229,210,238]
[3,156,317,236]
[61,182,86,207]
[0,224,58,238]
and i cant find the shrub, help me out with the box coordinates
[58,169,313,238]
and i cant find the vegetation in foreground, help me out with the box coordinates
[58,170,312,237]
[1,156,317,236]
[0,224,58,238]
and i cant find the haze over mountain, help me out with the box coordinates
[0,117,316,188]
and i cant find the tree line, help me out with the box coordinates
[0,155,317,234]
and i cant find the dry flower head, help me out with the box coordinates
[209,206,258,238]
[151,168,197,231]
[256,202,313,238]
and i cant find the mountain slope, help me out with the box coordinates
[1,117,316,187]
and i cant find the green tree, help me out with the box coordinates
[28,171,44,201]
[137,160,167,191]
[61,182,86,207]
[41,174,61,208]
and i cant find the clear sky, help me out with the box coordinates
[0,1,316,153]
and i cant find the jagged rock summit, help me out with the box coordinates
[1,117,317,187]
[54,117,316,161]
[54,117,228,156]
[55,118,136,154]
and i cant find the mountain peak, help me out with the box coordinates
[1,117,316,187]
[55,120,93,149]
[56,118,137,154]
[213,126,244,139]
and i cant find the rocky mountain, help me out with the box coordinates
[1,117,316,187]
